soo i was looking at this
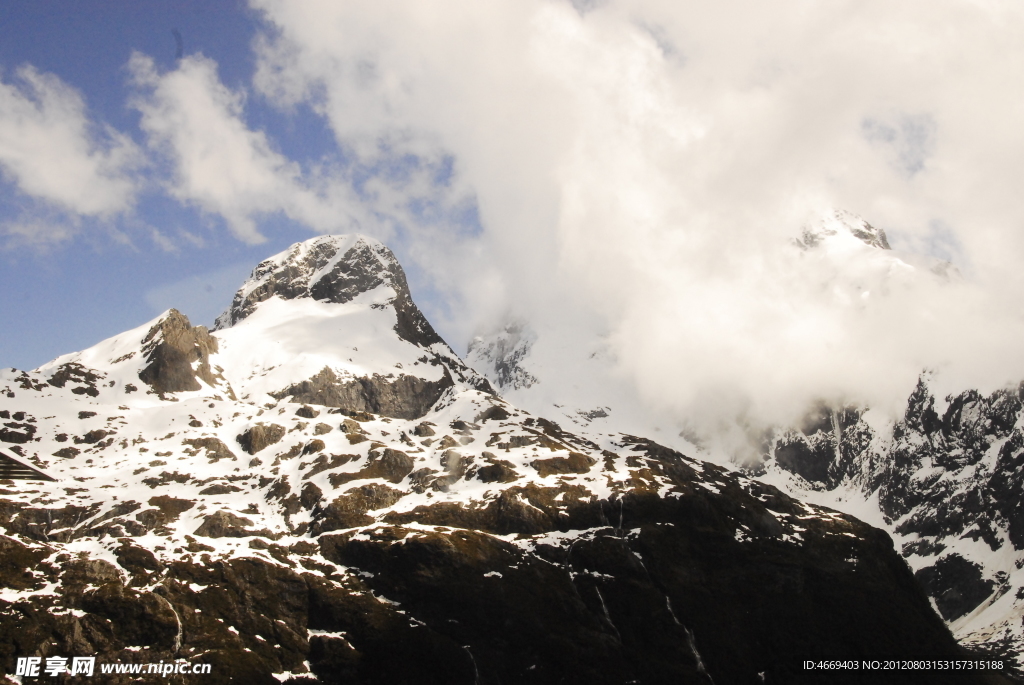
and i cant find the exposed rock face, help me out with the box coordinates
[138,309,220,394]
[917,553,997,622]
[760,376,1024,667]
[270,366,454,420]
[183,437,237,463]
[310,484,406,534]
[0,419,35,444]
[295,405,319,419]
[194,510,258,538]
[236,424,286,455]
[771,404,869,489]
[136,496,196,531]
[329,448,415,487]
[45,362,103,397]
[475,453,521,483]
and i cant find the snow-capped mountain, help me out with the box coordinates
[467,211,1024,672]
[0,234,1005,684]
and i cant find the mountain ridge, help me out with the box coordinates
[0,232,1010,684]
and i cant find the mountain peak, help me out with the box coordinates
[214,234,443,349]
[798,209,891,250]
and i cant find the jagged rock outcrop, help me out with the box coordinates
[771,403,871,489]
[236,424,286,455]
[759,376,1024,669]
[138,309,220,394]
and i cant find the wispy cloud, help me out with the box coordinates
[0,65,142,243]
[128,52,363,244]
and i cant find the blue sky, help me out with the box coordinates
[0,1,289,368]
[0,1,480,370]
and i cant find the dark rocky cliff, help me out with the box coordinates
[0,431,1006,684]
[765,377,1024,668]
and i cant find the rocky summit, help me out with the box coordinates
[0,235,1012,684]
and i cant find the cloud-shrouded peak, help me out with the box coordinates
[799,210,891,251]
[244,0,1024,440]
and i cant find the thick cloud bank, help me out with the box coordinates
[243,0,1024,433]
[7,1,1023,439]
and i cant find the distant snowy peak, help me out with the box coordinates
[466,321,538,392]
[797,209,891,251]
[799,209,963,282]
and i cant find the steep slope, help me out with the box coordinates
[759,378,1024,672]
[0,234,1007,684]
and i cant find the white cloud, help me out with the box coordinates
[128,52,368,244]
[0,65,141,218]
[243,1,1024,439]
[0,216,78,250]
[128,48,495,348]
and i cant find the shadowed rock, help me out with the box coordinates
[236,424,286,455]
[311,484,406,534]
[476,453,521,483]
[271,366,454,420]
[138,309,220,394]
